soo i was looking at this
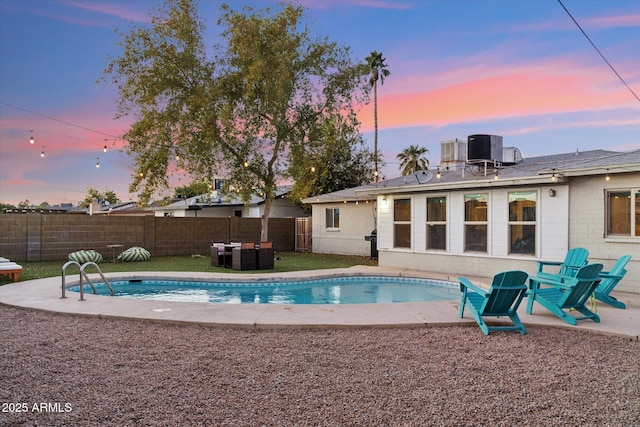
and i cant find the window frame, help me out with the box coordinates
[464,193,488,253]
[507,190,537,256]
[605,188,639,238]
[426,195,447,251]
[393,198,412,249]
[325,207,340,230]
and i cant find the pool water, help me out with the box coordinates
[69,276,457,305]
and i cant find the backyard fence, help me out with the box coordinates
[0,214,296,262]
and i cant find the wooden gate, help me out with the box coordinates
[295,217,312,252]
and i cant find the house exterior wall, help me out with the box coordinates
[376,172,639,294]
[377,184,569,280]
[311,201,376,256]
[567,173,639,293]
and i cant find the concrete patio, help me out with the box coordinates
[1,266,638,339]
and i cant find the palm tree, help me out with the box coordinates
[365,50,390,182]
[397,145,430,176]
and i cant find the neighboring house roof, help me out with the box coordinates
[304,149,640,203]
[153,185,294,212]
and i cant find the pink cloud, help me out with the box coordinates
[357,57,638,131]
[62,1,149,23]
[581,13,640,30]
[300,0,412,10]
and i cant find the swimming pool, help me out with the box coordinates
[69,276,457,304]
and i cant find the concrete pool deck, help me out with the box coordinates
[1,266,638,339]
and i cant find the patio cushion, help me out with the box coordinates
[0,262,22,270]
[118,247,151,262]
[68,250,104,264]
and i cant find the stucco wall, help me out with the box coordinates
[311,201,377,256]
[376,185,570,278]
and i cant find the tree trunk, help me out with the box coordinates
[374,81,378,182]
[261,196,271,242]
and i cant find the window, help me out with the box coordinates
[426,196,446,250]
[394,199,411,248]
[464,194,488,252]
[607,189,639,237]
[508,191,536,255]
[325,208,340,229]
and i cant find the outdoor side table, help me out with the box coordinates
[107,244,124,263]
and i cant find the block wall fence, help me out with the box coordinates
[0,214,295,262]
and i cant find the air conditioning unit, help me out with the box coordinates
[440,139,467,170]
[503,147,523,164]
[468,134,503,162]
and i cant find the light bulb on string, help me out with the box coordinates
[40,146,45,157]
[96,158,100,168]
[29,130,34,144]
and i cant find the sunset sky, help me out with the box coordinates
[1,0,638,206]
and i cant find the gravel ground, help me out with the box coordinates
[1,304,639,427]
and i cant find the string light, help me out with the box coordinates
[310,166,316,173]
[96,157,100,168]
[29,130,34,144]
[243,160,249,168]
[494,171,499,180]
[40,146,45,157]
[551,169,557,182]
[436,167,441,179]
[605,169,610,181]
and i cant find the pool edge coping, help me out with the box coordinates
[1,266,638,339]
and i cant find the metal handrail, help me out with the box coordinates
[61,260,82,300]
[80,262,114,298]
[61,261,114,301]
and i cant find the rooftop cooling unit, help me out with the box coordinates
[441,139,467,162]
[468,134,503,162]
[502,147,523,164]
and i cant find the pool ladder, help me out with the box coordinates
[61,261,114,300]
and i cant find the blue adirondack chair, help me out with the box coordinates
[459,270,529,335]
[536,247,589,280]
[526,263,603,326]
[594,255,631,309]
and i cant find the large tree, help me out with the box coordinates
[103,0,368,240]
[397,145,430,175]
[287,111,375,204]
[81,187,120,208]
[365,50,390,182]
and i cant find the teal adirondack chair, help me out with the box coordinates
[526,263,603,326]
[459,270,529,335]
[594,255,631,309]
[536,247,589,280]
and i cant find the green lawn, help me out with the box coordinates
[0,252,378,285]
